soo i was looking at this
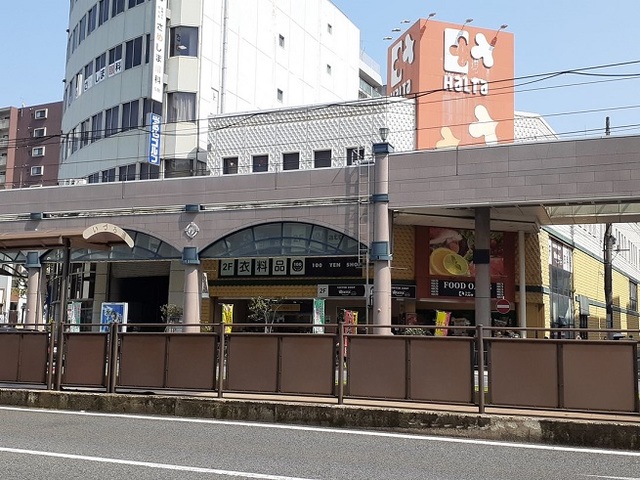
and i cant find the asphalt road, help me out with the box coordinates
[1,406,639,480]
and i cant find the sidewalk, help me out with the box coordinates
[1,387,639,450]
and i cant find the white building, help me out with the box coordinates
[61,0,382,183]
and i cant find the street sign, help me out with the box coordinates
[496,299,511,314]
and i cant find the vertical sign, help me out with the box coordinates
[148,113,162,165]
[312,298,325,334]
[68,302,82,333]
[151,0,166,102]
[387,19,514,150]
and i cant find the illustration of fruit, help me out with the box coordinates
[443,253,469,276]
[430,247,454,275]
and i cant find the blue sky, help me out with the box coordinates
[2,1,639,139]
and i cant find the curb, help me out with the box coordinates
[1,389,639,450]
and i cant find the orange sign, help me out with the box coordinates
[387,19,514,150]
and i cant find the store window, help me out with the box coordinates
[549,239,574,336]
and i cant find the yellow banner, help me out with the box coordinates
[222,304,233,333]
[435,310,450,337]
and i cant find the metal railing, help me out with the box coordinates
[0,323,638,416]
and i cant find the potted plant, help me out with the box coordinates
[160,303,183,323]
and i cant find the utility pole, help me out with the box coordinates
[603,223,615,337]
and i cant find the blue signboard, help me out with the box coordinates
[148,113,162,165]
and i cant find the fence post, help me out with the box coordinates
[337,321,345,404]
[476,325,486,414]
[46,322,56,390]
[217,322,226,398]
[54,322,65,390]
[107,322,119,393]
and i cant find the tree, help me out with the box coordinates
[248,296,281,333]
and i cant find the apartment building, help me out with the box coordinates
[61,0,382,183]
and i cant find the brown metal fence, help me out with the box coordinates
[1,322,638,415]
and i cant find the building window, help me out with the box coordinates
[105,106,119,137]
[165,158,192,178]
[108,44,123,76]
[119,164,136,181]
[91,112,103,141]
[170,26,198,57]
[88,173,100,184]
[252,154,268,173]
[142,98,162,126]
[630,281,638,312]
[223,157,238,175]
[95,53,106,84]
[111,0,125,17]
[283,152,299,171]
[101,168,116,183]
[327,23,332,34]
[31,147,45,157]
[34,109,48,120]
[70,127,78,153]
[125,36,143,69]
[326,64,332,75]
[278,34,285,47]
[80,119,91,147]
[87,4,97,35]
[79,14,87,44]
[277,89,283,102]
[314,149,332,168]
[145,34,151,64]
[346,147,364,165]
[98,0,109,25]
[121,100,139,131]
[33,127,46,138]
[140,162,160,180]
[84,62,94,91]
[128,0,144,8]
[167,92,196,122]
[31,166,44,176]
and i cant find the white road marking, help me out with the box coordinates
[2,405,640,458]
[0,446,320,480]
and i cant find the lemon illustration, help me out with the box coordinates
[430,247,454,276]
[443,253,469,276]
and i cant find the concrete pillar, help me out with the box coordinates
[474,207,491,326]
[518,230,527,338]
[371,141,394,334]
[24,252,41,327]
[182,247,200,332]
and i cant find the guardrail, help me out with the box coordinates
[0,323,638,415]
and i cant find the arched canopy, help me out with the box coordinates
[200,221,364,258]
[42,230,181,262]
